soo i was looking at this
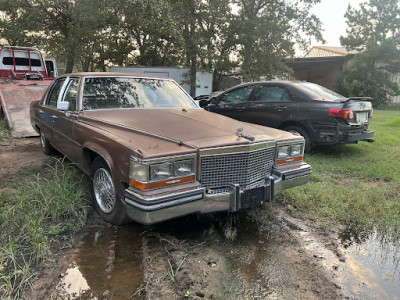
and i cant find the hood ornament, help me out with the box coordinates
[236,127,255,141]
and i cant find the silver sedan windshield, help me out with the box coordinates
[82,77,197,110]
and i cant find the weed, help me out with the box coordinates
[0,159,89,299]
[221,213,239,241]
[0,118,12,144]
[166,255,187,283]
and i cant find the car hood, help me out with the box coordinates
[80,108,298,156]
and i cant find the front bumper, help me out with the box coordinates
[123,163,312,225]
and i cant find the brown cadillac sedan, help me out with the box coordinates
[30,73,312,225]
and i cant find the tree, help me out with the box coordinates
[233,0,324,81]
[340,0,399,51]
[337,0,400,106]
[0,0,125,73]
[167,0,324,92]
[121,0,182,67]
[0,0,324,88]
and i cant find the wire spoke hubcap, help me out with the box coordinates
[93,168,116,214]
[40,131,46,148]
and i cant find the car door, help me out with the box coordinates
[245,83,296,128]
[206,85,256,121]
[37,77,67,142]
[51,77,81,161]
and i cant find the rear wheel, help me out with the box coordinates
[39,129,55,155]
[90,157,130,225]
[283,125,311,153]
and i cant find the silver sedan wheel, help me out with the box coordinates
[93,168,116,214]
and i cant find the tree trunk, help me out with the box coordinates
[65,53,74,74]
[188,0,197,97]
[190,56,196,97]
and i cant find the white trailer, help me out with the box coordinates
[110,66,213,97]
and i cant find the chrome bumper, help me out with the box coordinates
[124,163,312,225]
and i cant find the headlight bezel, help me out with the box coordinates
[276,142,304,165]
[130,154,196,190]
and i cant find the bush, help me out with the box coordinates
[335,66,399,107]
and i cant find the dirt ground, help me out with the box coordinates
[0,137,53,179]
[2,138,365,299]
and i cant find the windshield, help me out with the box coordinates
[82,77,197,110]
[295,82,345,101]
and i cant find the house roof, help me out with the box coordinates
[304,46,358,58]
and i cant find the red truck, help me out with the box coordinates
[0,46,57,137]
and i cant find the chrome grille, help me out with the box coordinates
[200,147,274,188]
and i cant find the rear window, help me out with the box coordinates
[295,82,345,101]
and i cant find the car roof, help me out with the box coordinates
[222,80,304,92]
[60,72,170,80]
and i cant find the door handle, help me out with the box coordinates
[276,106,287,112]
[51,115,59,119]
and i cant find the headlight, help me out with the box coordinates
[277,146,290,159]
[129,161,148,182]
[150,163,173,181]
[130,156,195,190]
[175,159,194,177]
[276,143,304,165]
[291,144,302,157]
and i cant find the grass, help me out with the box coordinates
[279,109,400,240]
[0,118,13,144]
[0,159,89,299]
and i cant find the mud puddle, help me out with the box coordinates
[50,207,400,300]
[54,222,144,299]
[339,230,400,299]
[280,209,400,299]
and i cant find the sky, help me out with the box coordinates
[309,0,365,47]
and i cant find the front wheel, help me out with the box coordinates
[90,157,130,225]
[283,125,311,153]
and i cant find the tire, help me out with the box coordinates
[283,125,311,153]
[90,157,130,225]
[39,129,55,155]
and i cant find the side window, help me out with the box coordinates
[254,86,290,102]
[62,78,79,111]
[45,78,66,107]
[220,85,254,103]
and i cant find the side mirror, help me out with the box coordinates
[57,101,69,111]
[199,99,209,107]
[210,97,218,105]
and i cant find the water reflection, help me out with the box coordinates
[55,223,144,300]
[57,262,92,299]
[340,229,400,299]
